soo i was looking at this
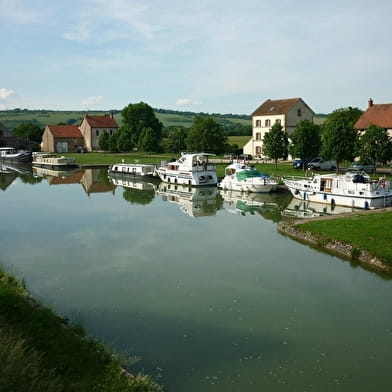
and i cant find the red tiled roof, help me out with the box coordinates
[84,114,118,128]
[355,103,392,129]
[252,98,303,116]
[47,125,83,138]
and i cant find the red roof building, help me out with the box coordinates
[41,125,84,153]
[355,99,392,137]
[41,113,119,152]
[79,113,119,151]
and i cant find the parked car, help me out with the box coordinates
[307,157,337,171]
[293,158,313,169]
[348,162,376,173]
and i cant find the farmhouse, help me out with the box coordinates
[79,113,118,151]
[355,98,392,138]
[243,98,315,158]
[42,113,119,152]
[41,125,84,153]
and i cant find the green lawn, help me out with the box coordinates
[296,212,392,264]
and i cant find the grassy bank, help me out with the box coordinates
[0,268,162,392]
[291,211,392,265]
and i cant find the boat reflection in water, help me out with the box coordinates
[108,172,159,192]
[109,173,160,205]
[157,182,221,217]
[220,189,290,221]
[282,198,360,219]
[32,166,80,179]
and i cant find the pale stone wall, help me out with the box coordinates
[41,126,55,152]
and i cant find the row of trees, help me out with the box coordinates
[262,107,392,168]
[99,102,231,154]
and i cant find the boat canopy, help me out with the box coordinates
[235,168,261,181]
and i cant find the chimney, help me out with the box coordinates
[368,98,373,108]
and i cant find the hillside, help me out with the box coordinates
[0,108,251,132]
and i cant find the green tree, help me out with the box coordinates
[356,124,392,164]
[108,131,120,152]
[139,127,160,152]
[116,128,134,152]
[186,116,228,154]
[262,123,289,168]
[321,107,362,168]
[121,102,163,151]
[99,131,110,151]
[165,126,188,153]
[289,120,321,169]
[12,122,43,143]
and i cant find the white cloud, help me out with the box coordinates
[0,88,15,100]
[81,95,104,106]
[176,98,202,107]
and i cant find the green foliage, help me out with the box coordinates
[186,115,229,154]
[12,122,43,143]
[139,127,161,152]
[99,131,110,151]
[121,102,163,151]
[164,126,188,153]
[321,107,362,165]
[262,123,289,168]
[356,124,392,165]
[289,120,321,164]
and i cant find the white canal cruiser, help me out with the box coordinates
[155,152,217,186]
[108,162,157,178]
[218,160,278,193]
[283,170,392,209]
[32,152,78,169]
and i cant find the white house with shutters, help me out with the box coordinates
[243,98,315,158]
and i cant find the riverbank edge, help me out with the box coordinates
[277,208,392,274]
[0,268,163,391]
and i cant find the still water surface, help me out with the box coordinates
[1,167,392,391]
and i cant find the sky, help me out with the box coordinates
[1,0,392,115]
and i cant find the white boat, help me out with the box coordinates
[218,160,278,193]
[283,170,392,209]
[32,152,78,169]
[155,152,217,186]
[108,162,157,178]
[0,147,32,163]
[157,182,218,217]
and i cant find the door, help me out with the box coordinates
[56,142,68,153]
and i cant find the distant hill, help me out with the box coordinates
[0,108,327,133]
[0,108,251,132]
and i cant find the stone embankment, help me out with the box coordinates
[277,207,392,274]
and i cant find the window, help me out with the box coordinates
[96,130,99,136]
[110,130,113,135]
[256,132,261,141]
[256,146,262,155]
[265,119,271,127]
[297,109,302,117]
[255,120,261,127]
[275,119,281,125]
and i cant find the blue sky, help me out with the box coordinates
[1,0,391,114]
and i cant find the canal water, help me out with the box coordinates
[1,167,392,391]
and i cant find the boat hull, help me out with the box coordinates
[284,178,392,209]
[218,176,277,193]
[156,169,217,186]
[108,163,156,179]
[0,150,33,163]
